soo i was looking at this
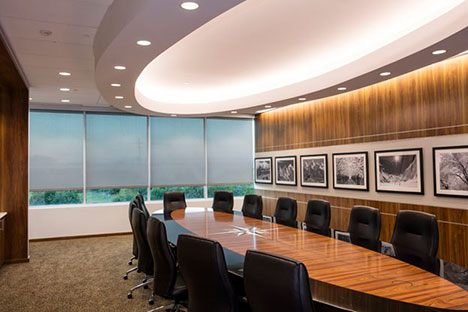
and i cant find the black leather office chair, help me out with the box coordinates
[135,194,150,218]
[348,206,381,252]
[128,208,154,299]
[212,191,234,213]
[163,191,187,216]
[304,199,331,236]
[244,250,348,312]
[274,197,297,228]
[147,217,187,309]
[123,199,140,280]
[391,210,440,274]
[177,234,240,312]
[241,194,263,220]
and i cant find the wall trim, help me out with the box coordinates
[29,231,131,242]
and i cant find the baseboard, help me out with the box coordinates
[30,231,132,242]
[5,257,30,264]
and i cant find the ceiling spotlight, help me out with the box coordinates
[29,97,32,101]
[265,105,272,108]
[298,97,307,101]
[59,72,71,76]
[171,114,177,117]
[432,49,446,55]
[114,65,126,70]
[181,2,199,10]
[124,105,132,108]
[337,87,347,91]
[111,83,121,87]
[115,96,124,99]
[231,111,238,114]
[137,40,151,46]
[379,71,391,77]
[59,88,70,92]
[61,99,70,103]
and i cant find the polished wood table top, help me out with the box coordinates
[153,208,468,311]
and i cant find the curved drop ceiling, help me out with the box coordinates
[94,0,468,116]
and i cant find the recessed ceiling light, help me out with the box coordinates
[181,2,199,10]
[29,97,32,101]
[115,96,124,99]
[379,71,391,77]
[59,72,71,76]
[114,65,126,70]
[171,114,177,117]
[61,99,70,103]
[111,83,121,87]
[265,105,272,108]
[337,87,347,91]
[298,97,307,101]
[432,49,446,55]
[59,88,70,92]
[231,111,238,114]
[124,105,132,108]
[137,40,151,46]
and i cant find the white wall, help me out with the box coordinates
[29,197,244,239]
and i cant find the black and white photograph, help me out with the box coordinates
[275,156,297,185]
[433,145,468,198]
[332,152,368,191]
[300,154,328,188]
[375,148,424,194]
[255,157,273,184]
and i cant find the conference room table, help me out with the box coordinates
[152,207,468,312]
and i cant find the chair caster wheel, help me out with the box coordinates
[137,269,141,273]
[128,261,133,265]
[123,275,128,280]
[127,293,133,299]
[148,298,154,305]
[143,284,149,289]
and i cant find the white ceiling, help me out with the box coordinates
[0,0,113,108]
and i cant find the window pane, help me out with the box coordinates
[30,111,84,191]
[150,186,204,200]
[150,117,205,186]
[29,190,84,206]
[207,119,253,184]
[207,183,254,198]
[86,188,147,204]
[86,114,148,188]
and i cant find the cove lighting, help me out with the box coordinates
[432,49,446,55]
[114,65,126,70]
[337,87,347,91]
[181,2,199,10]
[379,71,391,77]
[61,99,70,103]
[111,83,121,87]
[115,96,124,99]
[59,72,71,76]
[59,88,70,92]
[137,40,152,46]
[124,105,132,108]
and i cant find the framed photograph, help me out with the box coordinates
[332,152,368,191]
[275,156,297,186]
[300,154,328,188]
[255,157,273,184]
[375,148,424,194]
[433,145,468,198]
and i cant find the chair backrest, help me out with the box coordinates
[274,197,297,227]
[147,217,177,298]
[391,210,439,274]
[348,206,381,252]
[163,192,187,216]
[128,199,140,257]
[135,194,150,218]
[241,194,263,220]
[131,208,154,275]
[177,234,237,312]
[244,250,314,312]
[212,191,234,213]
[304,199,331,236]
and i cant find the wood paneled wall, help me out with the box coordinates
[256,54,468,152]
[255,55,468,268]
[0,36,29,263]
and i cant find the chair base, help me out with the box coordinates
[148,303,187,312]
[128,255,136,265]
[123,266,138,280]
[127,276,153,299]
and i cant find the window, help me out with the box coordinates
[86,188,147,204]
[150,186,205,200]
[207,184,254,198]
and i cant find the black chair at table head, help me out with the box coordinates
[274,197,297,228]
[177,234,239,312]
[348,206,381,252]
[391,210,440,274]
[147,217,187,308]
[304,199,331,236]
[212,191,234,213]
[241,194,263,220]
[163,191,187,216]
[135,194,150,218]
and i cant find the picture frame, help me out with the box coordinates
[275,156,297,186]
[255,157,273,184]
[300,154,328,188]
[332,152,368,191]
[433,145,468,198]
[375,148,424,195]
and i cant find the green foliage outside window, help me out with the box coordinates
[207,184,254,198]
[86,188,147,204]
[150,186,204,200]
[29,190,83,206]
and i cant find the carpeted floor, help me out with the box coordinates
[0,235,168,312]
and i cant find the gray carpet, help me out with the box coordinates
[0,235,168,312]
